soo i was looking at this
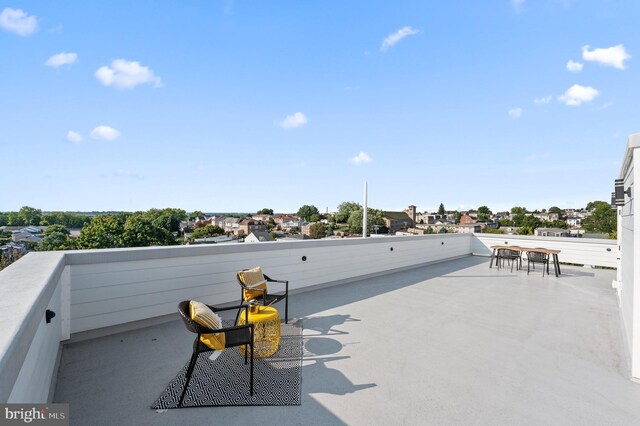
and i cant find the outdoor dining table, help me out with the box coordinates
[489,245,562,277]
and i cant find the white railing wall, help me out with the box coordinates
[617,133,640,381]
[65,234,472,334]
[0,252,69,403]
[473,234,617,268]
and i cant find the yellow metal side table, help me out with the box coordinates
[238,305,281,358]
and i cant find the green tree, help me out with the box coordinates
[438,203,446,215]
[0,230,11,245]
[18,206,42,226]
[515,226,533,235]
[38,225,76,251]
[41,212,90,228]
[347,208,387,235]
[582,203,616,235]
[521,215,542,230]
[548,206,563,215]
[309,213,323,223]
[550,220,567,229]
[44,224,70,236]
[585,201,603,211]
[309,223,325,239]
[425,226,434,234]
[477,205,492,222]
[511,213,526,227]
[297,205,320,221]
[334,202,361,223]
[144,208,186,233]
[511,206,527,215]
[76,214,128,249]
[191,225,225,239]
[189,211,205,220]
[256,208,274,215]
[482,228,505,234]
[6,211,24,226]
[121,214,177,247]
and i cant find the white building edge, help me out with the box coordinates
[616,132,640,382]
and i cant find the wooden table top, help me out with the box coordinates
[490,245,561,255]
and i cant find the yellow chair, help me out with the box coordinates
[236,267,289,323]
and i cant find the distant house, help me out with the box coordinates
[245,231,275,243]
[534,228,570,237]
[11,232,32,243]
[459,215,477,225]
[273,215,297,225]
[252,214,272,222]
[237,219,266,236]
[566,217,582,227]
[300,222,314,236]
[222,217,241,233]
[382,205,416,233]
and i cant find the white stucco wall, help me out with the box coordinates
[618,133,640,381]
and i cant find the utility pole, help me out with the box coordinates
[363,181,368,238]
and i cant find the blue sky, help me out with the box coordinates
[1,1,638,214]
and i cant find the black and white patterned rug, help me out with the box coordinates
[151,320,302,408]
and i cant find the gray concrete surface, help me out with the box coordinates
[54,256,640,425]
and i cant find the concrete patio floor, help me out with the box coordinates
[53,255,640,425]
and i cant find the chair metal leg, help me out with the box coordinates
[527,260,530,275]
[178,350,199,407]
[250,325,254,396]
[285,296,288,324]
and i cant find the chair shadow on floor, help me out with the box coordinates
[303,314,361,336]
[301,314,376,396]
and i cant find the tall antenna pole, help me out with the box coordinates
[363,181,368,238]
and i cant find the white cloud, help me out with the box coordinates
[350,151,373,165]
[45,52,78,68]
[534,95,552,104]
[66,131,83,143]
[0,8,37,36]
[380,26,420,52]
[508,108,523,118]
[511,0,526,11]
[582,44,631,69]
[566,60,583,72]
[90,125,121,141]
[558,84,599,106]
[277,112,308,129]
[95,59,162,89]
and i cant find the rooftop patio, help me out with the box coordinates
[53,255,640,425]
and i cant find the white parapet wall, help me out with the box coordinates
[618,133,640,381]
[64,234,472,334]
[473,233,617,268]
[0,252,67,403]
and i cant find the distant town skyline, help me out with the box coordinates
[2,1,638,213]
